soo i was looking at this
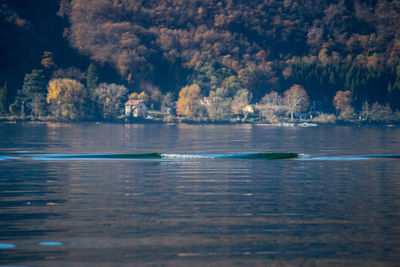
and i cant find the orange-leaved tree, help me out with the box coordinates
[333,90,353,116]
[176,84,202,118]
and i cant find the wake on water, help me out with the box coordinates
[1,152,399,161]
[29,152,300,160]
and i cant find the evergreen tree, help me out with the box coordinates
[17,69,47,117]
[0,81,9,114]
[86,63,99,96]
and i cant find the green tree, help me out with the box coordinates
[207,87,231,121]
[86,63,99,96]
[369,102,393,122]
[221,76,242,95]
[52,67,86,82]
[30,94,47,118]
[0,81,10,114]
[17,69,47,117]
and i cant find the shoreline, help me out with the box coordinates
[1,116,398,127]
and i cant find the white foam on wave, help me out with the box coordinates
[160,153,213,159]
[297,153,312,158]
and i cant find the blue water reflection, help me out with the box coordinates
[0,123,400,265]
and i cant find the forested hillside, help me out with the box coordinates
[62,0,400,108]
[0,0,89,97]
[1,0,400,119]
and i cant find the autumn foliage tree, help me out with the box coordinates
[284,84,309,121]
[47,78,88,120]
[41,51,56,69]
[129,91,149,102]
[93,83,128,118]
[2,0,400,113]
[176,84,202,118]
[333,90,353,117]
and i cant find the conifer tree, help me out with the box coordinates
[17,69,47,117]
[86,63,99,96]
[0,81,9,114]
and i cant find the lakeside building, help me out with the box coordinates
[124,99,148,118]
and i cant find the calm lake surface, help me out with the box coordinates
[1,122,400,266]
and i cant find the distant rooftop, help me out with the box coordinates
[125,99,145,106]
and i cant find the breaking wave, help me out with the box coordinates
[2,152,399,161]
[30,152,299,160]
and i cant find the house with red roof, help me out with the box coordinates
[124,99,147,118]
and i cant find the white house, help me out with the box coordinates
[124,99,147,118]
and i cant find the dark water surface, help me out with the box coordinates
[1,122,400,266]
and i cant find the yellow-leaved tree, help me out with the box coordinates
[176,84,202,118]
[47,78,88,120]
[128,91,149,102]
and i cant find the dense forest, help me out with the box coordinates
[1,0,400,121]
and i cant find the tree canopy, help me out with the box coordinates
[47,78,88,119]
[176,84,202,117]
[93,83,128,118]
[58,0,400,108]
[284,84,310,121]
[1,0,400,121]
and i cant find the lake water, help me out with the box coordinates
[1,122,400,266]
